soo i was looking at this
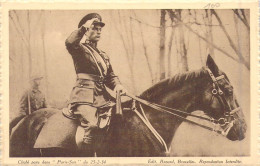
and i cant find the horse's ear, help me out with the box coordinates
[206,54,219,75]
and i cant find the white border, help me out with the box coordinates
[1,1,259,165]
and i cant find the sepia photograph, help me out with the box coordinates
[1,1,258,164]
[8,9,250,157]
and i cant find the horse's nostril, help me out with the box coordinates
[226,119,247,141]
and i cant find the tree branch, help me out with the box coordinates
[232,9,250,31]
[130,16,179,29]
[132,11,154,83]
[188,21,220,26]
[166,9,241,65]
[212,10,249,69]
[240,9,249,27]
[110,11,137,93]
[13,11,29,42]
[9,13,29,49]
[129,16,160,28]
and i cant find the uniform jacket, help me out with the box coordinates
[65,26,121,108]
[19,88,47,116]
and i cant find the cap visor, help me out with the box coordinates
[93,22,105,27]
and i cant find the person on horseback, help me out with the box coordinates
[10,75,47,134]
[63,13,126,153]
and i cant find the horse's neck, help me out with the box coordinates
[145,77,205,146]
[107,73,208,156]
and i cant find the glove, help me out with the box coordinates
[114,84,127,96]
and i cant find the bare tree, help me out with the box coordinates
[167,15,176,77]
[159,10,166,80]
[132,11,154,84]
[174,31,181,73]
[166,9,246,69]
[192,10,205,64]
[10,11,31,87]
[204,9,215,58]
[138,21,154,83]
[111,11,137,93]
[129,11,135,58]
[41,11,49,98]
[27,11,32,78]
[232,9,249,31]
[212,9,249,69]
[168,9,189,72]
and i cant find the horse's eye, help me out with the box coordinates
[225,87,233,96]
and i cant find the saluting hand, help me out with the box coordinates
[83,18,99,30]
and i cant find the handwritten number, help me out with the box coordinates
[204,3,220,9]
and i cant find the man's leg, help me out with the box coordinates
[73,105,98,145]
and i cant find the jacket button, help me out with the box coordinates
[80,84,83,87]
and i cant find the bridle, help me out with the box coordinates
[205,67,240,127]
[122,67,240,153]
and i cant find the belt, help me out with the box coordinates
[77,73,104,82]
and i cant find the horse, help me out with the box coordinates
[9,55,247,157]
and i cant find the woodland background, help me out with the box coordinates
[9,9,250,155]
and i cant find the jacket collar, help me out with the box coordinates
[84,41,97,49]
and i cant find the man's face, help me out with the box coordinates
[86,25,102,42]
[32,79,41,88]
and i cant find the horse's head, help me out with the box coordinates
[199,55,247,141]
[140,55,246,143]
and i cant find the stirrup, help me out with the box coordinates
[97,107,112,129]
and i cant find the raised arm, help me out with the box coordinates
[65,26,86,50]
[65,18,100,51]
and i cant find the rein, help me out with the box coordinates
[125,93,232,154]
[126,93,229,135]
[121,67,239,153]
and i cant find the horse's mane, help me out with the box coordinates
[140,67,208,100]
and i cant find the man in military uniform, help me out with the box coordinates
[63,13,126,152]
[20,75,47,115]
[10,75,47,134]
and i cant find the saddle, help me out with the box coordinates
[34,108,114,150]
[62,90,123,129]
[34,92,124,150]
